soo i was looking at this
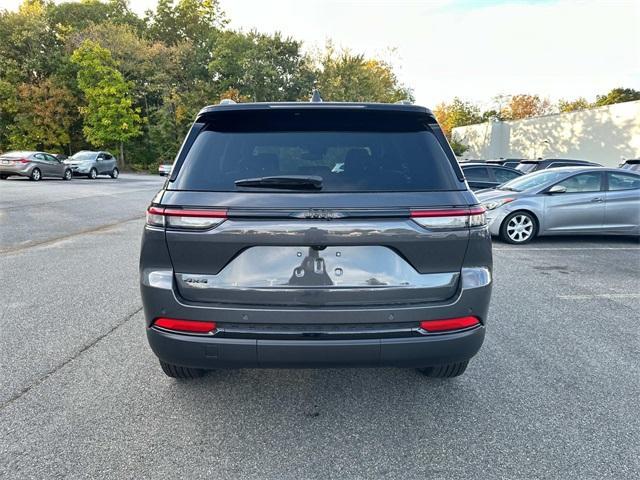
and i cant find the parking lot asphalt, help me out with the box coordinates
[0,173,165,252]
[1,175,639,479]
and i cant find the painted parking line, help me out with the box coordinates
[557,293,640,300]
[0,216,144,255]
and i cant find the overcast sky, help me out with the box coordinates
[1,0,638,107]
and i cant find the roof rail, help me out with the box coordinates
[219,99,236,105]
[394,99,413,105]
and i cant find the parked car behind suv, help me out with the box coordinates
[485,158,524,169]
[461,162,523,190]
[158,164,173,176]
[64,150,119,179]
[477,167,640,244]
[516,158,600,174]
[619,159,640,172]
[140,100,493,379]
[0,151,73,181]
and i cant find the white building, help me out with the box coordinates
[452,100,640,167]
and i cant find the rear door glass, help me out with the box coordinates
[171,110,459,192]
[463,167,490,181]
[608,172,640,190]
[493,168,521,183]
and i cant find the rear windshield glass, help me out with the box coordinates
[171,109,459,192]
[71,152,97,161]
[516,162,537,173]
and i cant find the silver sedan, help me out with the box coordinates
[0,151,73,181]
[476,167,640,244]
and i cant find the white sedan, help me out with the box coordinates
[158,164,173,176]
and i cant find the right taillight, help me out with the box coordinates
[410,206,486,229]
[146,206,227,230]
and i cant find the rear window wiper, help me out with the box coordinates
[234,175,323,190]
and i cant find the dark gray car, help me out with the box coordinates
[140,101,493,379]
[0,151,73,181]
[516,158,600,174]
[461,162,523,190]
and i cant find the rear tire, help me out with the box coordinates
[110,167,119,179]
[30,168,42,181]
[159,360,205,379]
[418,361,469,378]
[0,175,7,180]
[88,168,97,179]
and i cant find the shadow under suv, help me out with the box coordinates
[140,101,492,379]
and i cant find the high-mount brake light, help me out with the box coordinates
[410,206,486,229]
[145,206,227,229]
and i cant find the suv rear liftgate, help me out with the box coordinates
[140,101,492,378]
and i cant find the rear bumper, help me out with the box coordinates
[147,325,485,368]
[0,166,31,176]
[140,266,491,369]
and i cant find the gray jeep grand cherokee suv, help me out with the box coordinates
[140,101,492,379]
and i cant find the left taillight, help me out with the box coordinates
[146,206,227,230]
[410,206,486,229]
[146,206,166,227]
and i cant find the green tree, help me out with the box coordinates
[480,109,503,122]
[433,98,482,139]
[146,0,225,47]
[71,40,143,164]
[0,0,62,82]
[0,78,18,150]
[558,97,591,113]
[209,30,313,102]
[1,0,416,168]
[314,46,412,103]
[48,0,144,38]
[449,138,469,156]
[6,77,77,152]
[594,88,640,107]
[0,0,67,149]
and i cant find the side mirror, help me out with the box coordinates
[547,185,567,194]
